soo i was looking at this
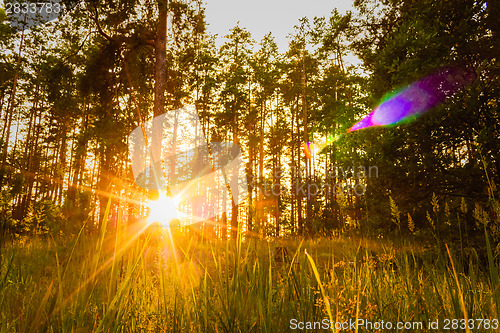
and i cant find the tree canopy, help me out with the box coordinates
[0,0,497,241]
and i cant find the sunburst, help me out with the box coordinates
[147,190,180,227]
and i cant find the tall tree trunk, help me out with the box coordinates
[296,96,303,235]
[151,0,169,205]
[247,146,254,232]
[15,83,40,219]
[21,110,41,218]
[154,0,168,118]
[290,99,296,234]
[57,122,68,204]
[257,100,265,235]
[302,51,311,234]
[98,147,111,229]
[0,89,6,127]
[0,28,25,186]
[231,111,239,239]
[68,110,88,206]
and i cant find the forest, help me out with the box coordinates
[0,0,499,331]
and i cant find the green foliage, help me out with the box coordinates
[0,0,496,239]
[23,200,63,236]
[351,0,499,233]
[0,190,18,237]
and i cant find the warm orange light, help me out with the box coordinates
[147,191,180,227]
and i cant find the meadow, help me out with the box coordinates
[1,203,499,332]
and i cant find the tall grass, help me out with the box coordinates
[0,201,499,332]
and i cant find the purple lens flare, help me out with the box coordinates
[348,66,476,132]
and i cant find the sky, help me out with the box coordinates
[203,0,356,52]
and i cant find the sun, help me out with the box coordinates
[147,190,180,227]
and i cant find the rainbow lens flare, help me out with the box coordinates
[348,66,476,132]
[302,134,341,160]
[302,142,314,159]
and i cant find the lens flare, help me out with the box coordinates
[348,66,476,132]
[302,142,314,159]
[302,133,342,160]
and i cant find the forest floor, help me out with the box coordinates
[0,224,499,332]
